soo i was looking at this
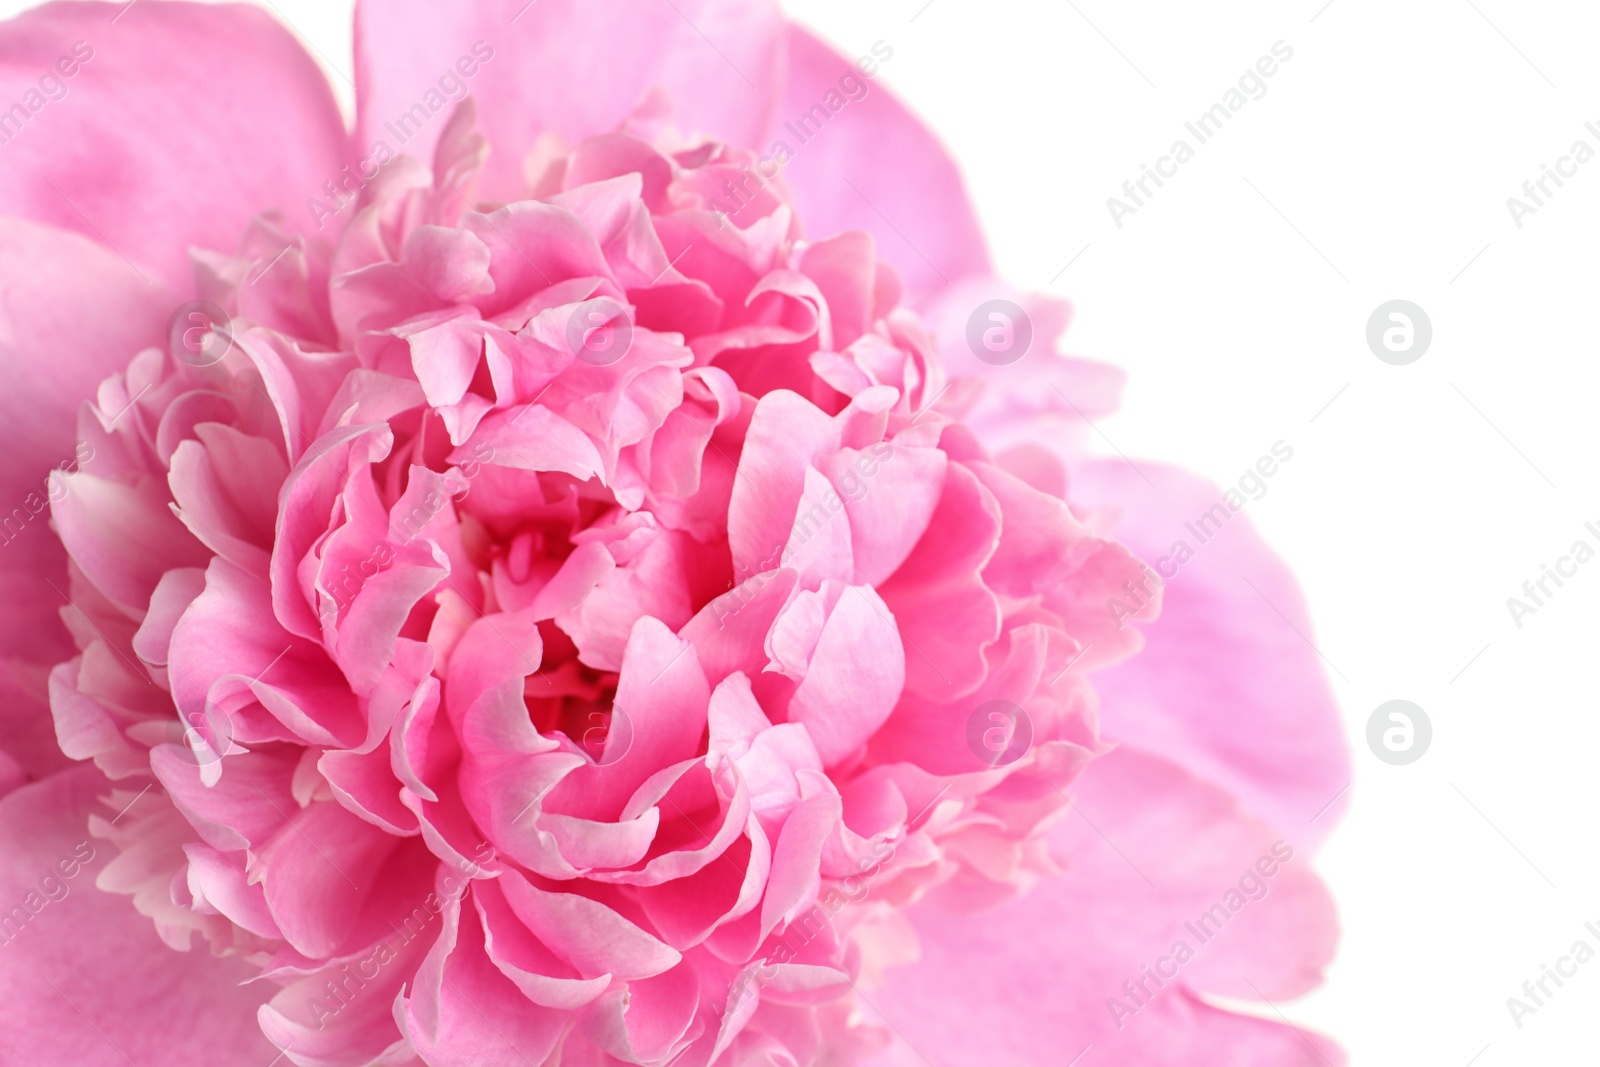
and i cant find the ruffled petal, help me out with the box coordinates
[352,0,784,205]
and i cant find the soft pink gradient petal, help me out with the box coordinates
[0,218,173,663]
[0,766,275,1066]
[865,748,1342,1065]
[352,0,784,207]
[0,1,348,290]
[1071,459,1352,848]
[779,25,991,305]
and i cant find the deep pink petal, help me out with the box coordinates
[545,617,709,822]
[877,461,1001,699]
[0,657,71,787]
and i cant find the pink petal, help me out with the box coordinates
[472,877,612,1010]
[167,424,289,576]
[0,766,273,1065]
[679,567,800,686]
[183,842,282,939]
[798,231,876,349]
[758,783,840,934]
[784,584,904,767]
[577,962,701,1064]
[457,403,604,483]
[867,748,1342,1064]
[498,869,681,980]
[727,390,838,579]
[544,618,709,822]
[821,441,945,587]
[52,469,209,616]
[395,876,566,1067]
[1072,459,1352,848]
[778,465,856,586]
[0,657,71,787]
[779,26,990,305]
[0,2,347,288]
[0,219,172,662]
[876,461,1001,699]
[353,0,784,205]
[254,799,403,959]
[169,558,364,752]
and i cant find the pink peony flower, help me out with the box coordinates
[0,2,1349,1065]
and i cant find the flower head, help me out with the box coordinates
[0,3,1348,1065]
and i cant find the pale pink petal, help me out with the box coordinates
[779,26,990,305]
[727,390,838,578]
[0,767,273,1065]
[499,868,681,979]
[0,2,346,288]
[867,748,1342,1064]
[1072,459,1351,847]
[353,0,783,205]
[52,470,209,616]
[783,584,904,767]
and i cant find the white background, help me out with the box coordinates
[5,0,1599,1063]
